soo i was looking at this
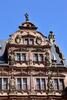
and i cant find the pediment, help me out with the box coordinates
[8,29,50,47]
[0,70,8,76]
[14,71,29,76]
[13,48,29,52]
[52,73,65,77]
[22,34,35,38]
[33,71,46,76]
[32,48,45,52]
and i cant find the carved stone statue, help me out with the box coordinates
[9,75,16,92]
[25,13,29,21]
[45,56,50,66]
[8,50,14,65]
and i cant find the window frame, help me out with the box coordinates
[22,78,27,91]
[35,78,46,91]
[33,53,44,63]
[3,78,8,90]
[16,78,22,90]
[21,53,26,61]
[24,38,34,45]
[15,52,27,62]
[59,78,64,91]
[16,77,28,91]
[0,78,8,91]
[53,78,59,91]
[41,78,46,90]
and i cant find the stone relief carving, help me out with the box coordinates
[9,75,16,93]
[8,49,15,65]
[45,52,50,66]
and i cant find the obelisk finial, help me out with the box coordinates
[25,13,29,22]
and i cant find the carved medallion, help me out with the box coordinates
[15,35,21,43]
[36,36,42,45]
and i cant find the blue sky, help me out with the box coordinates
[0,0,67,62]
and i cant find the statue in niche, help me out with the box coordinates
[46,71,54,94]
[47,78,54,93]
[45,54,50,66]
[8,50,14,65]
[9,75,16,92]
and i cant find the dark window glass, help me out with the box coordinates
[34,54,43,62]
[59,79,64,90]
[24,38,28,45]
[36,78,40,90]
[3,78,8,90]
[21,53,26,61]
[54,79,59,90]
[41,78,46,90]
[15,53,21,61]
[34,54,38,62]
[24,38,34,45]
[17,78,22,90]
[23,78,27,90]
[29,38,34,45]
[39,54,43,61]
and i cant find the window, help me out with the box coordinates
[59,79,64,90]
[0,78,8,91]
[41,78,46,90]
[33,54,43,62]
[0,78,2,90]
[16,78,27,91]
[29,38,34,45]
[15,53,21,61]
[15,53,26,61]
[34,54,38,62]
[17,78,22,90]
[36,78,40,90]
[21,53,26,61]
[24,38,34,45]
[3,78,8,90]
[54,79,59,90]
[24,38,28,45]
[23,78,27,90]
[54,79,64,91]
[39,54,43,61]
[36,78,46,90]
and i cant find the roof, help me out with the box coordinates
[19,21,37,30]
[0,40,7,64]
[51,43,65,65]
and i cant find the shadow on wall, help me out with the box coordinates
[62,87,67,99]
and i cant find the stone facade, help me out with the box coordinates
[0,14,67,100]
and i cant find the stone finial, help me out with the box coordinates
[25,13,29,22]
[48,31,55,44]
